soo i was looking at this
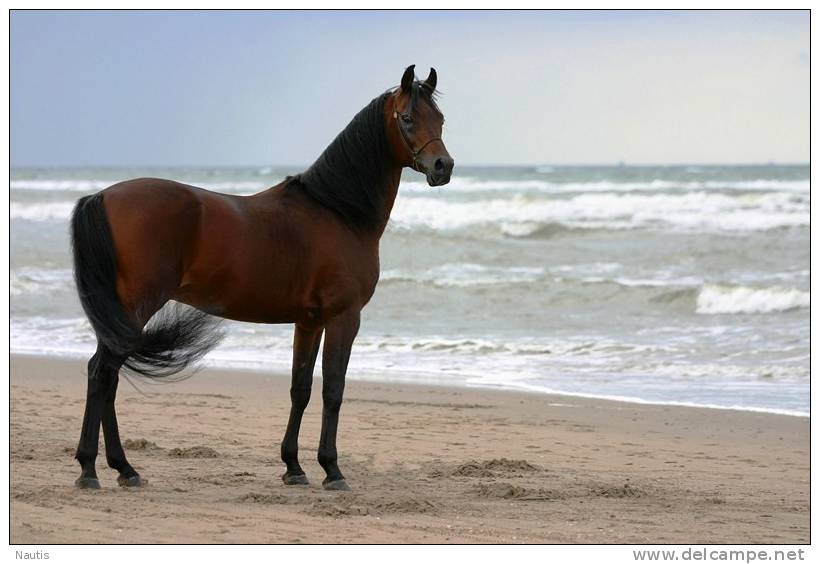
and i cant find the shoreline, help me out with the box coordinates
[10,350,810,418]
[10,354,809,544]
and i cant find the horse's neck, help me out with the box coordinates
[374,166,403,238]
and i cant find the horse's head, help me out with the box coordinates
[388,65,454,187]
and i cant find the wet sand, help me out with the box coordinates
[10,354,809,544]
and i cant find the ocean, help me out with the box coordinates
[10,164,810,415]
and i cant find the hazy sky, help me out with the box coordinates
[11,10,809,166]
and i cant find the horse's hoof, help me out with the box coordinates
[75,476,101,490]
[322,478,350,491]
[282,472,309,486]
[117,474,144,488]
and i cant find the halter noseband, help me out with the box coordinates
[393,99,442,172]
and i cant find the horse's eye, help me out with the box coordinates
[401,114,414,125]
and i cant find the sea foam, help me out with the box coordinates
[696,284,809,314]
[400,178,809,194]
[380,263,545,287]
[10,202,77,221]
[391,191,808,233]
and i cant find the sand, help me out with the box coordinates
[9,354,809,544]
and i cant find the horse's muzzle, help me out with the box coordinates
[425,155,454,186]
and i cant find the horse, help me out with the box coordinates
[69,65,453,491]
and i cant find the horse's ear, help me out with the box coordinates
[401,65,416,92]
[423,67,437,92]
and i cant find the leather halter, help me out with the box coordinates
[393,98,442,172]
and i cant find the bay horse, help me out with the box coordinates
[70,65,453,491]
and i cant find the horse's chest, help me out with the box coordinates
[359,256,381,303]
[297,255,377,322]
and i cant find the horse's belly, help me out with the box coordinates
[174,281,302,325]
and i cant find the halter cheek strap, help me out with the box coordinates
[393,106,442,172]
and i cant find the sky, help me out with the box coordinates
[10,10,809,167]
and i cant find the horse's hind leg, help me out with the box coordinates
[102,370,142,487]
[75,344,124,488]
[281,325,323,485]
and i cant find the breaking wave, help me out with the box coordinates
[371,178,810,194]
[10,267,74,296]
[696,284,810,314]
[391,191,808,233]
[10,202,77,221]
[381,263,545,287]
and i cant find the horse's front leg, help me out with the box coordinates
[318,310,360,491]
[281,324,323,485]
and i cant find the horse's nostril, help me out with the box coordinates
[434,158,445,173]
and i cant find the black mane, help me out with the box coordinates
[286,90,394,231]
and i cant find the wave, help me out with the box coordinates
[701,179,809,191]
[381,263,545,287]
[6,315,661,361]
[11,267,74,296]
[13,176,807,196]
[578,275,704,288]
[400,177,809,194]
[696,284,810,314]
[11,263,808,323]
[392,191,809,233]
[10,310,808,416]
[549,263,706,290]
[10,316,97,356]
[10,179,112,192]
[354,336,554,356]
[12,177,809,234]
[10,202,77,221]
[499,221,593,238]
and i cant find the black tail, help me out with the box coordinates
[71,193,223,379]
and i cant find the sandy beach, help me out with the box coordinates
[10,354,809,544]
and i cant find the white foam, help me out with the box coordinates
[10,316,96,356]
[696,284,810,314]
[400,177,809,194]
[11,178,809,231]
[381,263,544,287]
[499,222,543,237]
[381,261,703,290]
[10,267,74,296]
[6,316,648,364]
[353,335,561,356]
[10,202,76,221]
[391,191,809,233]
[580,275,703,288]
[401,178,558,193]
[703,179,809,192]
[10,315,808,416]
[10,179,112,192]
[12,176,808,195]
